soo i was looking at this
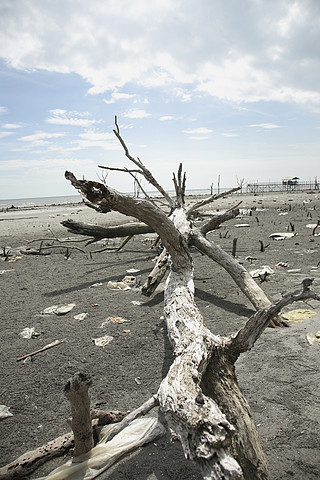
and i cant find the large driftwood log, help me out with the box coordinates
[61,219,153,239]
[63,122,320,479]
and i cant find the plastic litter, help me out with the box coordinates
[131,300,143,306]
[107,281,131,291]
[73,313,88,321]
[275,262,288,268]
[93,335,114,347]
[0,269,15,275]
[19,327,40,339]
[41,304,76,315]
[306,331,320,346]
[281,309,317,322]
[234,224,250,228]
[35,417,165,480]
[90,282,103,288]
[122,275,138,286]
[108,316,129,324]
[287,269,301,273]
[0,405,13,420]
[249,266,274,278]
[269,232,296,240]
[126,268,140,273]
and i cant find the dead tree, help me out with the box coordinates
[63,118,320,479]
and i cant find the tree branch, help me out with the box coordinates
[186,186,242,218]
[230,278,320,356]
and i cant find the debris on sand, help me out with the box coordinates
[250,266,274,278]
[73,313,88,321]
[306,331,320,346]
[107,281,131,291]
[93,335,113,347]
[19,327,40,339]
[41,303,76,315]
[0,405,13,420]
[269,232,296,240]
[108,316,129,324]
[281,309,317,323]
[0,269,14,275]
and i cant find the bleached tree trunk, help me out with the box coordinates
[63,120,320,479]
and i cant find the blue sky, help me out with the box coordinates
[0,0,319,199]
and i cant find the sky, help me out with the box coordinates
[0,0,319,199]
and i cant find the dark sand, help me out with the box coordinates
[0,191,320,479]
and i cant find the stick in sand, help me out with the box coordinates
[16,339,65,362]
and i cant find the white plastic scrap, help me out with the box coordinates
[234,224,250,228]
[269,232,296,240]
[35,417,165,480]
[73,313,88,321]
[0,405,13,420]
[107,281,131,291]
[90,282,103,288]
[19,327,40,339]
[0,269,15,275]
[250,266,274,278]
[41,304,76,315]
[93,335,114,347]
[126,268,140,273]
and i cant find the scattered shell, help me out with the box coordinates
[90,282,103,288]
[131,301,143,306]
[134,377,142,385]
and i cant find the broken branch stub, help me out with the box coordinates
[64,372,94,459]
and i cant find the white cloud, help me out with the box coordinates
[183,127,213,135]
[72,130,120,150]
[19,132,66,142]
[159,115,176,121]
[0,131,14,138]
[188,136,208,140]
[0,106,8,114]
[46,109,98,127]
[104,91,136,104]
[3,123,21,129]
[222,133,240,137]
[249,123,282,129]
[0,1,320,106]
[123,109,150,119]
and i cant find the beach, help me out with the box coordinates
[1,190,320,479]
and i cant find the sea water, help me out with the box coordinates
[0,188,220,210]
[0,194,82,209]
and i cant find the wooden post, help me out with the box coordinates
[232,238,238,257]
[64,372,94,459]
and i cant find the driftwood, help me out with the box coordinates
[62,120,320,479]
[0,409,127,480]
[16,339,64,362]
[64,372,94,458]
[61,219,153,239]
[0,432,74,480]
